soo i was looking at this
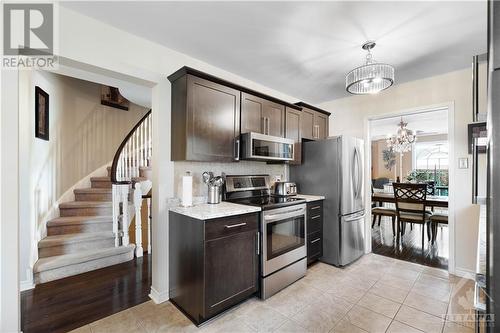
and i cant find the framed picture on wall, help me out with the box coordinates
[35,86,49,141]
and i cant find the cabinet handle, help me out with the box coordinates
[265,117,270,135]
[261,117,265,134]
[311,215,321,220]
[311,206,321,210]
[224,222,247,229]
[311,238,321,244]
[234,138,240,161]
[256,231,260,255]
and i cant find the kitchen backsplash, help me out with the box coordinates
[174,161,288,197]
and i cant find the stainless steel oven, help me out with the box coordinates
[240,132,294,162]
[261,203,307,298]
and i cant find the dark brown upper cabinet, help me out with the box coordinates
[315,112,329,140]
[241,92,285,137]
[169,67,303,162]
[285,107,302,164]
[169,74,241,162]
[295,102,331,140]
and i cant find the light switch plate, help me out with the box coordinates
[458,157,469,169]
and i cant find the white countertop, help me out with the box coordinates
[169,201,261,220]
[295,194,325,202]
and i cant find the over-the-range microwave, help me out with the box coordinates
[240,132,294,162]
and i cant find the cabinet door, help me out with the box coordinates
[263,101,285,137]
[314,113,329,139]
[285,107,301,164]
[241,92,264,134]
[204,231,258,317]
[301,108,315,140]
[187,75,240,161]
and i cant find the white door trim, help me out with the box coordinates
[363,102,456,274]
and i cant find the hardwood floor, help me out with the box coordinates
[372,217,448,270]
[21,254,151,333]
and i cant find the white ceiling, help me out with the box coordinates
[370,108,448,140]
[62,1,487,103]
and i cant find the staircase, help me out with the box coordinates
[33,168,135,284]
[33,109,153,284]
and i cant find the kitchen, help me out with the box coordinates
[5,2,494,333]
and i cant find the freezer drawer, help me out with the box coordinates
[339,212,365,266]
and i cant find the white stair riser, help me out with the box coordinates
[74,192,112,201]
[60,206,112,217]
[34,250,134,284]
[47,222,112,236]
[39,238,115,258]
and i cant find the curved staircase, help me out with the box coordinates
[33,110,152,285]
[33,169,136,284]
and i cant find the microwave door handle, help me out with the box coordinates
[234,138,240,161]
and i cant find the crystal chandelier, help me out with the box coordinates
[345,41,395,95]
[386,117,416,153]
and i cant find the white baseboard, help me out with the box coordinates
[453,267,476,280]
[20,279,35,291]
[149,286,169,304]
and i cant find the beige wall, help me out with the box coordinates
[371,134,449,181]
[18,70,149,285]
[320,67,481,274]
[371,139,411,181]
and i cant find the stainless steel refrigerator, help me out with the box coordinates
[290,136,365,266]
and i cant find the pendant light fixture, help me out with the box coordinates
[345,41,395,95]
[386,117,416,153]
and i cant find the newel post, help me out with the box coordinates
[133,182,144,257]
[112,184,120,247]
[120,184,130,246]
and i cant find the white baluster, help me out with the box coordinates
[112,185,120,246]
[121,184,130,245]
[147,197,151,254]
[136,130,139,177]
[141,122,145,168]
[133,182,143,257]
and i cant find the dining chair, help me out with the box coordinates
[429,213,448,244]
[393,183,432,251]
[372,207,397,236]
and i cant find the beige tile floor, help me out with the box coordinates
[71,254,477,333]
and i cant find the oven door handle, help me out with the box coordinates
[264,208,306,222]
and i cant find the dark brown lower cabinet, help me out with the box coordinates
[169,211,259,325]
[307,201,323,264]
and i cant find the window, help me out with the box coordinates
[412,141,449,194]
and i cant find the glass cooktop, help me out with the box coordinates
[229,195,306,210]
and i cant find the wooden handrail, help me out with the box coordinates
[110,109,152,184]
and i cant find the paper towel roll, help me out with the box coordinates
[181,172,193,207]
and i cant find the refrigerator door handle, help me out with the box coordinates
[352,146,359,198]
[344,211,366,222]
[356,145,363,197]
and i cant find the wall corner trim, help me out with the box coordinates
[20,279,35,292]
[149,286,169,304]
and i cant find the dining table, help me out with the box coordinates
[372,192,449,208]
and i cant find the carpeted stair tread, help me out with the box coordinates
[59,201,113,209]
[38,232,115,248]
[34,245,135,273]
[47,215,112,226]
